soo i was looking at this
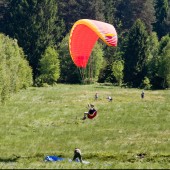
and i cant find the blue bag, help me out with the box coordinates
[45,156,64,162]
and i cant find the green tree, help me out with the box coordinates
[158,34,170,55]
[116,0,155,33]
[57,0,105,33]
[147,34,170,89]
[165,4,170,34]
[58,34,80,84]
[141,76,152,89]
[123,19,149,87]
[36,46,60,86]
[146,32,160,89]
[154,0,169,38]
[3,0,63,77]
[90,0,105,21]
[0,0,9,32]
[158,36,170,88]
[112,60,124,86]
[0,33,32,103]
[103,0,121,25]
[98,47,122,84]
[17,50,33,90]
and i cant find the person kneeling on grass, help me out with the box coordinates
[82,104,96,120]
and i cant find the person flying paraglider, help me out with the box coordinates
[69,19,117,120]
[69,19,118,68]
[82,104,97,120]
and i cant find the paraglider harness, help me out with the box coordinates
[87,108,97,119]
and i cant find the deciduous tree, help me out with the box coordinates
[0,34,32,103]
[112,60,124,86]
[37,46,60,86]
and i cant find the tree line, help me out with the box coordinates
[0,0,170,92]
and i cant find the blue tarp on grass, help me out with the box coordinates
[45,156,90,164]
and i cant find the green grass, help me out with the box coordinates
[0,84,169,169]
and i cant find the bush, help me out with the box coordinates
[141,77,152,90]
[0,34,33,103]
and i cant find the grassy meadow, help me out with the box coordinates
[0,84,170,169]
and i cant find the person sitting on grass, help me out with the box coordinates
[107,96,112,102]
[72,148,82,163]
[82,104,96,120]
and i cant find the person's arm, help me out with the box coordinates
[87,104,91,110]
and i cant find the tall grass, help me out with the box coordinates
[0,84,169,169]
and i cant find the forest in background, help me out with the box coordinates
[0,0,170,98]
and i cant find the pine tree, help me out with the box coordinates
[116,0,155,33]
[90,0,105,21]
[57,0,105,33]
[154,0,169,38]
[103,0,118,25]
[0,0,9,32]
[123,19,149,87]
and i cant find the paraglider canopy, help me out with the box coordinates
[69,19,118,68]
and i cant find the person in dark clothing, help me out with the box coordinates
[72,148,82,163]
[82,104,96,120]
[141,91,145,99]
[94,93,98,100]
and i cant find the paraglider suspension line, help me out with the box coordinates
[79,68,86,84]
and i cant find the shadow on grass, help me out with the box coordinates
[0,152,66,163]
[84,152,170,163]
[0,156,20,163]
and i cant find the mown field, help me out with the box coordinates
[0,84,169,169]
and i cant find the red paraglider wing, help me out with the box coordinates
[69,19,118,68]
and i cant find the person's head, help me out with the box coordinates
[74,148,81,154]
[90,104,94,108]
